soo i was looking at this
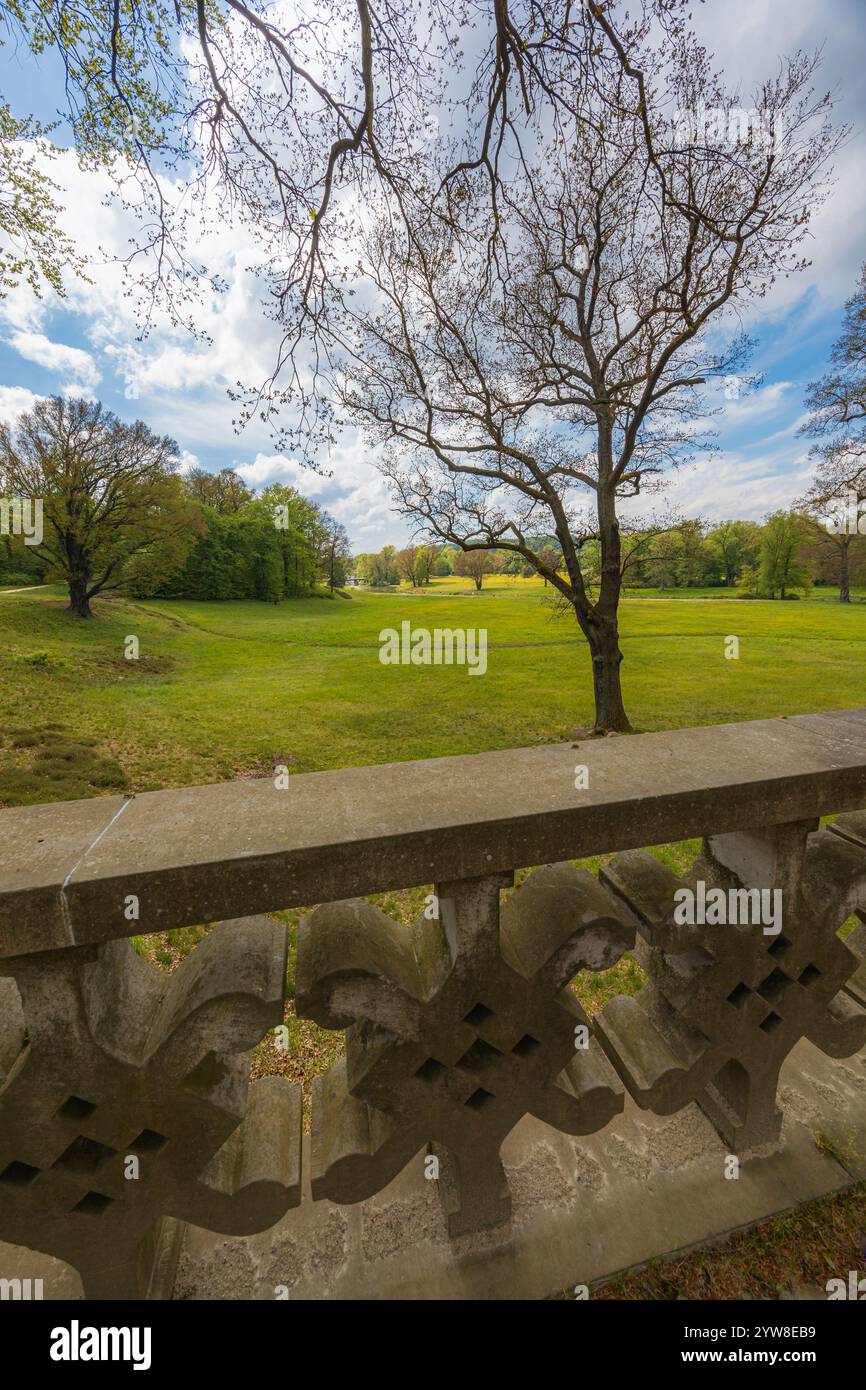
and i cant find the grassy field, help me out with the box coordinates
[2,576,866,802]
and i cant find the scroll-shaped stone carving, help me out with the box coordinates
[0,917,302,1298]
[595,820,866,1149]
[827,812,866,1010]
[296,865,634,1236]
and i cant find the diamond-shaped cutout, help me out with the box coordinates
[760,1011,783,1035]
[799,963,821,988]
[727,983,751,1009]
[415,1057,446,1082]
[757,968,793,1004]
[513,1034,542,1058]
[464,1002,494,1027]
[129,1128,168,1154]
[768,936,792,959]
[458,1038,503,1069]
[465,1087,495,1111]
[56,1095,96,1122]
[52,1136,117,1176]
[0,1160,40,1187]
[72,1190,113,1216]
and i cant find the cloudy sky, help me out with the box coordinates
[0,0,864,550]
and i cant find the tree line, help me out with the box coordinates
[0,396,350,616]
[354,512,866,601]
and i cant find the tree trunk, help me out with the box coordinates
[839,538,850,603]
[586,465,632,734]
[584,612,631,733]
[475,576,482,590]
[68,575,93,618]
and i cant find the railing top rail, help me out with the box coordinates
[2,708,866,957]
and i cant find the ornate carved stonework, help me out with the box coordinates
[296,865,634,1234]
[595,822,866,1148]
[0,918,302,1297]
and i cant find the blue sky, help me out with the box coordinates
[0,0,864,549]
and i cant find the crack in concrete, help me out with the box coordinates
[58,795,135,941]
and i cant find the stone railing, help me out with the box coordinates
[2,709,866,1299]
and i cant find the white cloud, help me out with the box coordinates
[623,450,815,525]
[7,330,100,395]
[232,440,411,548]
[236,453,334,496]
[718,381,792,426]
[0,384,42,424]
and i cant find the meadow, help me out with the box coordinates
[1,575,865,805]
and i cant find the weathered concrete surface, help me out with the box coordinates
[0,1217,181,1300]
[0,919,302,1298]
[0,795,128,955]
[0,1241,83,1299]
[596,821,866,1149]
[4,1037,863,1300]
[297,867,633,1236]
[171,1035,866,1301]
[4,709,866,956]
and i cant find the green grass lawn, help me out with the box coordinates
[2,577,865,801]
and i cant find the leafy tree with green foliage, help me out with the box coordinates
[396,544,436,587]
[184,467,252,514]
[0,525,48,586]
[631,523,713,589]
[753,512,812,600]
[134,480,347,602]
[317,515,352,590]
[706,520,762,588]
[258,484,321,595]
[0,395,199,616]
[357,545,399,586]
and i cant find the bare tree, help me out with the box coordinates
[1,1,712,442]
[797,263,866,602]
[796,448,866,603]
[455,549,496,591]
[332,32,840,729]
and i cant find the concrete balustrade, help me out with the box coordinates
[1,709,866,1298]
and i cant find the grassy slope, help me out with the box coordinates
[2,577,866,797]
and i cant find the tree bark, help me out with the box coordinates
[587,457,632,733]
[583,610,631,733]
[68,575,93,618]
[839,537,850,603]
